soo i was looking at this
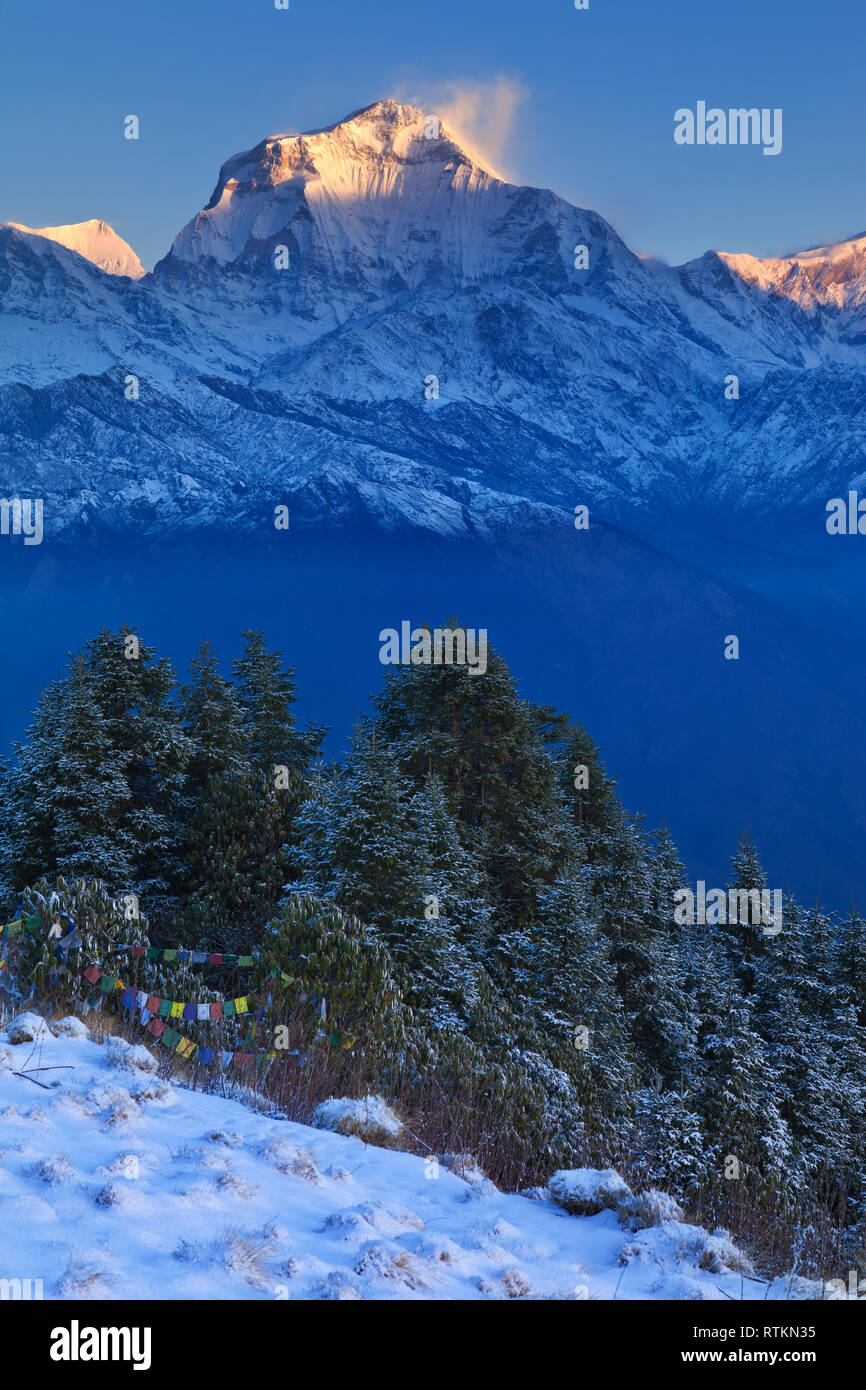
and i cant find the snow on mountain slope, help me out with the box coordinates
[167,99,502,275]
[2,97,866,533]
[0,1013,821,1301]
[678,232,866,361]
[0,225,255,391]
[2,219,145,279]
[720,233,866,314]
[153,96,674,366]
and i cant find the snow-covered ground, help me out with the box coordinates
[0,1013,821,1301]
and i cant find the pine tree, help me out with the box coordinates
[825,1005,866,1216]
[836,906,866,1025]
[180,639,248,794]
[587,814,697,1086]
[410,773,492,957]
[296,748,493,1030]
[530,861,636,1098]
[730,830,767,895]
[51,656,137,883]
[5,678,68,889]
[294,725,423,939]
[699,983,792,1182]
[634,1082,708,1198]
[231,629,324,887]
[769,892,808,989]
[802,901,839,1021]
[182,767,289,949]
[767,986,848,1193]
[174,638,252,910]
[5,655,141,890]
[555,718,623,849]
[752,893,806,1048]
[0,755,13,913]
[642,824,702,1084]
[371,635,569,935]
[650,825,688,942]
[232,629,322,776]
[722,830,770,996]
[527,863,620,1041]
[82,626,192,909]
[402,774,493,1028]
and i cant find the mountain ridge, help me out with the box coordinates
[1,98,865,537]
[0,217,145,280]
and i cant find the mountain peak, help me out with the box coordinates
[297,98,431,138]
[2,218,145,279]
[718,230,866,311]
[208,97,497,198]
[166,98,503,269]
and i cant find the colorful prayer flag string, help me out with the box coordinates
[132,947,257,967]
[81,965,252,1019]
[1,913,44,939]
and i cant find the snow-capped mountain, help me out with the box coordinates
[1,218,145,280]
[1,98,865,538]
[721,233,866,315]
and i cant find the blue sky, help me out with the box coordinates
[2,0,864,270]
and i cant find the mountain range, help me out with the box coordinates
[1,98,863,910]
[1,97,865,537]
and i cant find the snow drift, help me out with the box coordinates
[0,1012,824,1301]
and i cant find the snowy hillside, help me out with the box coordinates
[2,98,866,537]
[0,1011,823,1301]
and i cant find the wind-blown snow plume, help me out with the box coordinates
[423,76,528,179]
